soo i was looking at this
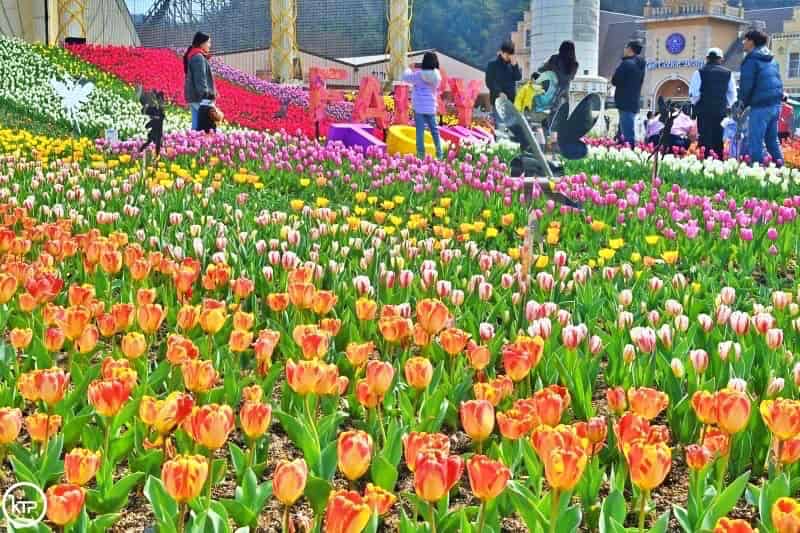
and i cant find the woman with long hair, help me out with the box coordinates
[538,40,579,121]
[403,51,444,160]
[183,32,217,131]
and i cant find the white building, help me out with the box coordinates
[530,0,600,77]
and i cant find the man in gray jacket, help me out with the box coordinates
[183,32,216,131]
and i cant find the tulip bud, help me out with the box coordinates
[670,358,685,378]
[273,458,308,506]
[768,377,786,397]
[689,349,708,374]
[623,344,636,363]
[337,430,373,481]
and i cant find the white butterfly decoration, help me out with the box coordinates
[49,76,95,134]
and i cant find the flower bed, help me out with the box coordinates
[67,44,320,136]
[0,124,796,532]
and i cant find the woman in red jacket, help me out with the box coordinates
[779,94,794,141]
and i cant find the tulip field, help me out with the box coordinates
[3,39,800,533]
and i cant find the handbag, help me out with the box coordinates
[207,105,224,124]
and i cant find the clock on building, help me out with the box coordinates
[665,33,686,55]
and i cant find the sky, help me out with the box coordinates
[125,0,157,15]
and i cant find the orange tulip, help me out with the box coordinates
[182,359,219,393]
[460,400,495,442]
[533,387,569,427]
[366,360,394,396]
[67,284,94,307]
[703,427,731,457]
[96,313,117,338]
[46,483,85,526]
[239,400,272,439]
[111,303,134,331]
[64,448,101,485]
[26,412,62,442]
[199,307,226,335]
[714,518,756,533]
[229,329,254,353]
[467,344,492,371]
[312,290,338,315]
[88,378,131,417]
[136,288,157,306]
[137,303,166,334]
[606,386,627,414]
[543,444,587,491]
[9,328,32,350]
[414,450,464,502]
[121,332,147,359]
[323,490,371,533]
[628,387,669,420]
[355,298,377,321]
[294,326,330,359]
[404,357,433,390]
[286,359,323,395]
[356,379,381,408]
[232,311,255,332]
[364,483,396,515]
[162,454,209,503]
[416,298,450,335]
[439,327,470,356]
[18,292,37,312]
[467,454,511,500]
[627,440,672,490]
[44,327,66,352]
[166,334,200,366]
[772,497,800,533]
[0,272,18,303]
[403,432,450,472]
[242,384,263,403]
[183,404,236,450]
[502,336,544,381]
[531,425,586,462]
[473,383,503,407]
[130,258,151,281]
[139,392,195,435]
[319,318,341,337]
[18,367,70,405]
[231,276,255,299]
[273,458,308,506]
[716,388,751,434]
[337,430,373,481]
[413,323,431,347]
[346,342,374,368]
[378,316,413,343]
[267,292,290,312]
[60,305,91,341]
[288,282,315,309]
[75,325,99,354]
[685,444,713,470]
[176,304,200,331]
[100,248,122,274]
[779,437,800,465]
[761,398,800,441]
[0,407,22,444]
[497,408,538,440]
[691,390,718,425]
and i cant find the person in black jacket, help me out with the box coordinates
[486,41,522,126]
[611,40,646,145]
[689,47,737,158]
[538,41,579,111]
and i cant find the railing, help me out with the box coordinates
[643,4,743,19]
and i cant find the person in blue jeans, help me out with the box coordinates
[739,29,784,165]
[183,32,216,131]
[403,52,443,159]
[611,40,646,146]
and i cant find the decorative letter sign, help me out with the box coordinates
[308,67,347,123]
[392,82,411,125]
[352,76,388,129]
[448,78,482,127]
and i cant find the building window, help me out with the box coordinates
[790,52,800,78]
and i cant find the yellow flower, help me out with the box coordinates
[355,192,367,203]
[433,207,446,218]
[300,178,311,187]
[459,223,473,234]
[662,250,679,265]
[381,200,395,210]
[588,259,597,268]
[599,248,615,260]
[645,235,661,246]
[119,154,131,164]
[389,216,403,226]
[290,199,304,211]
[482,210,492,220]
[631,252,641,263]
[486,227,499,238]
[508,248,520,260]
[367,196,378,205]
[354,207,367,216]
[590,221,607,232]
[384,226,396,235]
[393,195,405,205]
[473,221,486,232]
[441,227,454,239]
[439,198,452,208]
[347,216,361,230]
[609,238,624,250]
[516,227,526,238]
[535,255,549,269]
[316,197,329,208]
[691,282,701,293]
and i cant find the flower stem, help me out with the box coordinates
[281,505,290,533]
[305,394,319,445]
[177,503,186,533]
[638,489,649,533]
[376,404,388,446]
[428,502,437,533]
[548,489,560,533]
[476,501,487,532]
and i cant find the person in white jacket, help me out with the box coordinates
[403,52,444,159]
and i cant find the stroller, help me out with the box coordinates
[724,103,749,160]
